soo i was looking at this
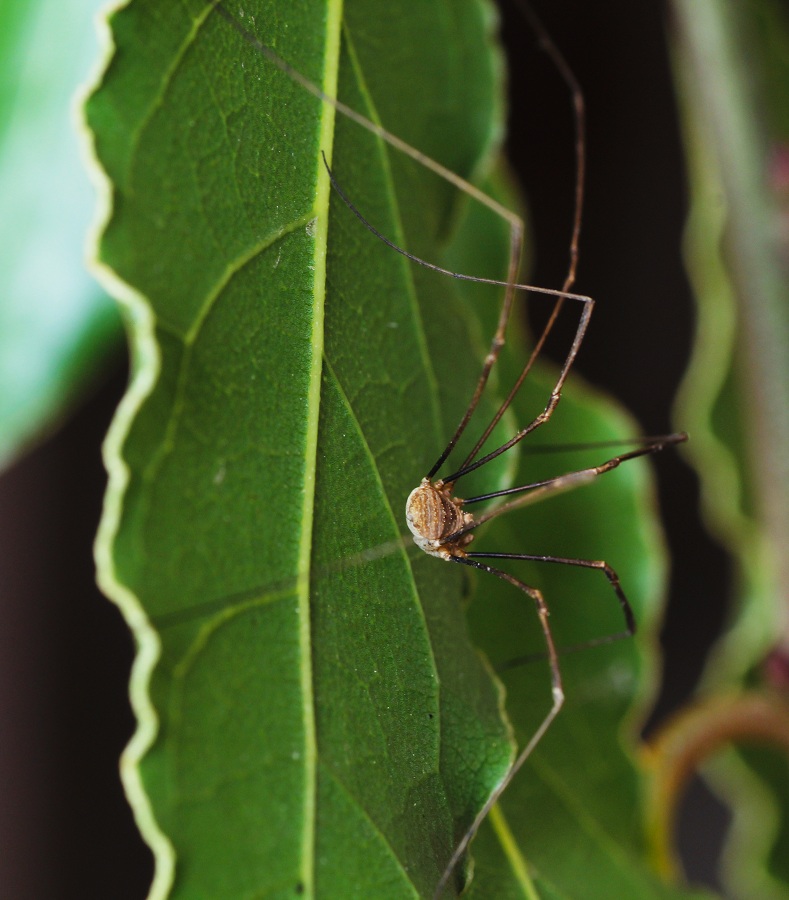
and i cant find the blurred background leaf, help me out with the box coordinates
[643,2,789,898]
[0,0,121,469]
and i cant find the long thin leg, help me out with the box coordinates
[214,2,518,230]
[452,432,688,537]
[454,0,588,476]
[433,1,590,481]
[518,434,687,455]
[442,298,594,485]
[471,550,641,688]
[433,555,564,900]
[217,1,597,490]
[318,153,596,484]
[217,7,630,895]
[467,551,636,638]
[320,154,585,304]
[425,220,522,480]
[434,436,690,894]
[215,0,532,482]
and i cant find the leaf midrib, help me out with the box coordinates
[298,2,345,896]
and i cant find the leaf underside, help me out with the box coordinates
[87,0,708,896]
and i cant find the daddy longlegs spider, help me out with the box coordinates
[214,1,687,895]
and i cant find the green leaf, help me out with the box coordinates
[88,1,511,896]
[0,0,121,467]
[87,0,702,896]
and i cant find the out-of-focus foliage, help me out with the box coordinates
[0,0,121,468]
[646,3,789,897]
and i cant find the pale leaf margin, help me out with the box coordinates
[78,1,174,895]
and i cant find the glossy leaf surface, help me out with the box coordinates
[87,0,705,896]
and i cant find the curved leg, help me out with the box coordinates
[468,551,636,640]
[433,554,564,900]
[453,432,688,536]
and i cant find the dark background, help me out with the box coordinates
[0,1,733,896]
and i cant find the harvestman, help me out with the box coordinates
[215,1,686,896]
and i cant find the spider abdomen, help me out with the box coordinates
[405,478,474,558]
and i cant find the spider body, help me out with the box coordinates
[405,479,475,559]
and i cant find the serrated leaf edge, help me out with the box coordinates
[77,0,177,896]
[76,0,344,895]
